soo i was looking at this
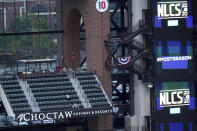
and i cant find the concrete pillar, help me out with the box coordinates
[130,0,150,131]
[57,0,112,130]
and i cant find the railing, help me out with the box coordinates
[22,80,40,112]
[21,71,66,79]
[67,72,92,108]
[67,69,112,107]
[126,20,145,36]
[105,19,149,70]
[75,77,91,108]
[109,20,146,39]
[0,85,15,117]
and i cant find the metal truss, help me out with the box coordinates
[107,0,153,129]
[105,19,152,77]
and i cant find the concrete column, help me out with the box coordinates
[130,0,150,131]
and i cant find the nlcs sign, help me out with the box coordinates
[160,89,190,107]
[157,1,188,19]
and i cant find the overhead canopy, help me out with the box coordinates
[16,59,56,64]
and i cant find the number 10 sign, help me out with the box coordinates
[96,0,109,13]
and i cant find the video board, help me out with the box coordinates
[152,0,195,130]
[155,82,195,110]
[154,40,194,81]
[154,0,193,30]
[153,0,194,81]
[154,82,195,124]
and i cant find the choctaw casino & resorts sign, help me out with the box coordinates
[157,1,188,19]
[16,107,112,122]
[160,89,190,108]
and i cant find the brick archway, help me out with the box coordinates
[64,9,81,69]
[57,0,112,131]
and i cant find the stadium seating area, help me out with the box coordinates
[26,73,83,111]
[0,70,112,123]
[76,70,110,108]
[0,75,32,114]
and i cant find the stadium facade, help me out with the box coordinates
[0,0,196,131]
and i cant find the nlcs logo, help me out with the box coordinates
[157,1,188,19]
[160,89,190,107]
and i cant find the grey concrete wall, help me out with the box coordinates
[131,0,150,131]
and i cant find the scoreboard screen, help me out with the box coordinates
[155,82,195,111]
[154,0,193,29]
[153,0,193,81]
[154,82,195,131]
[152,0,195,130]
[154,40,194,81]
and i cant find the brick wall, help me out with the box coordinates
[57,0,112,130]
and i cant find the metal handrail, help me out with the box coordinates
[110,20,146,39]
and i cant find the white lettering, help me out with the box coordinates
[160,89,190,107]
[175,4,181,16]
[166,92,171,105]
[38,113,45,120]
[17,109,112,122]
[157,56,192,62]
[171,92,177,105]
[58,112,64,119]
[17,114,24,122]
[163,4,169,17]
[157,2,188,19]
[64,111,72,118]
[160,92,166,106]
[157,4,163,17]
[23,113,30,121]
[177,91,183,104]
[31,114,38,121]
[46,113,53,120]
[169,4,175,16]
[53,112,58,119]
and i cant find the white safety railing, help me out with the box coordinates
[18,79,40,112]
[68,75,91,108]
